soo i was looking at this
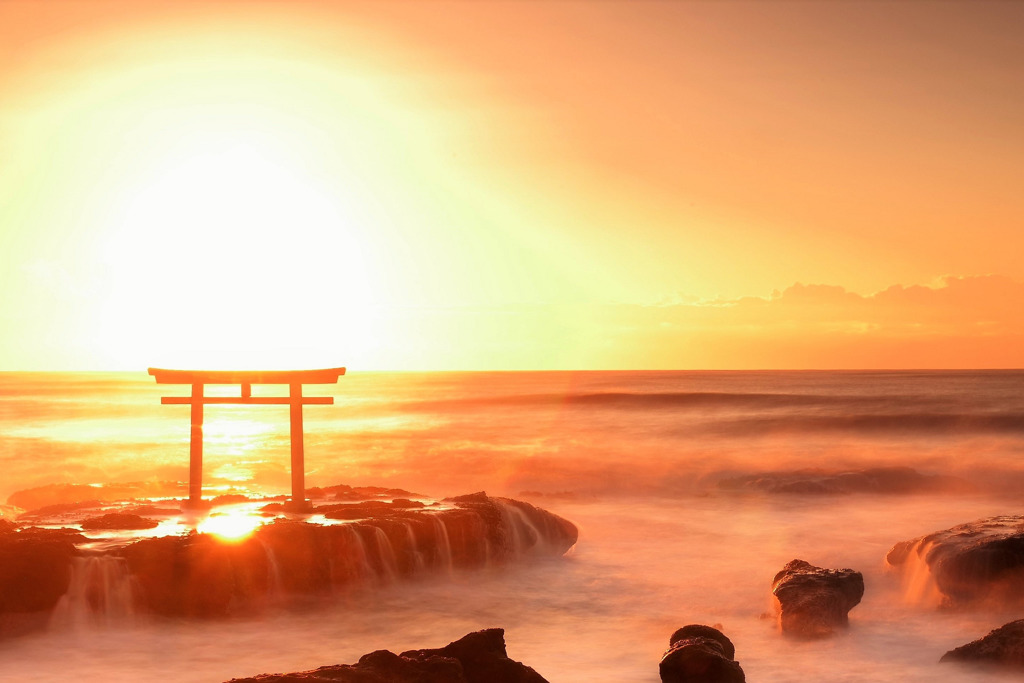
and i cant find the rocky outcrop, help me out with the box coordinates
[226,628,549,683]
[117,493,577,618]
[0,491,577,630]
[81,513,159,530]
[771,559,864,638]
[719,466,972,495]
[0,526,81,637]
[886,515,1024,606]
[659,625,745,683]
[941,619,1024,668]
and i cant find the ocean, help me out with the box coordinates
[1,370,1023,681]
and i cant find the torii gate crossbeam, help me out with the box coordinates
[149,367,346,511]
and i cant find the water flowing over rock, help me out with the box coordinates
[941,619,1024,668]
[0,492,578,629]
[226,628,549,683]
[886,515,1024,607]
[659,625,745,683]
[771,559,864,638]
[0,526,81,638]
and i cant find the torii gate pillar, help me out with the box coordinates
[149,367,346,511]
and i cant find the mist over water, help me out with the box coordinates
[2,370,1023,681]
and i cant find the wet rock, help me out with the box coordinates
[886,515,1024,606]
[941,619,1024,668]
[719,466,973,495]
[226,628,549,683]
[771,559,864,637]
[660,624,745,683]
[119,494,577,618]
[120,533,271,617]
[81,512,159,530]
[0,528,79,637]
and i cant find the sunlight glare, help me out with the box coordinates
[197,511,263,542]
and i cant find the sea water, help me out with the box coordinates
[1,370,1023,681]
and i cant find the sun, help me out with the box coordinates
[197,511,264,542]
[93,128,386,370]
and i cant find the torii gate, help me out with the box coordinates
[149,367,346,511]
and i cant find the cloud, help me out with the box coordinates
[597,275,1024,368]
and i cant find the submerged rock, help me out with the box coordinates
[660,625,745,683]
[771,559,864,638]
[81,512,159,530]
[226,628,549,683]
[886,515,1024,606]
[941,619,1024,668]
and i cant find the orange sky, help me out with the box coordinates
[1,0,1022,370]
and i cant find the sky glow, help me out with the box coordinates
[2,0,1022,370]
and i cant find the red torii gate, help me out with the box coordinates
[149,367,346,511]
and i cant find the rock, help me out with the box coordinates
[0,528,79,637]
[225,628,549,683]
[660,624,745,683]
[81,512,159,530]
[771,559,864,637]
[118,494,577,618]
[886,515,1024,606]
[941,619,1024,668]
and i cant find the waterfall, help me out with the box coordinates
[373,527,399,583]
[430,514,454,576]
[259,539,285,604]
[50,555,136,630]
[403,522,426,575]
[897,540,943,607]
[496,501,543,558]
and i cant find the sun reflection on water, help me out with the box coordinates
[197,511,264,542]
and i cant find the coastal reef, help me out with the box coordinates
[227,628,549,683]
[0,489,577,632]
[941,619,1024,668]
[886,515,1024,607]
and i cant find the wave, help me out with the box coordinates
[702,412,1024,435]
[399,391,947,411]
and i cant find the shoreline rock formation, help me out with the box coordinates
[771,559,864,638]
[0,489,578,632]
[226,628,549,683]
[941,619,1024,668]
[886,515,1024,607]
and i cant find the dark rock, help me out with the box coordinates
[0,527,79,637]
[225,628,548,683]
[117,495,576,618]
[660,624,745,683]
[668,625,736,660]
[81,512,159,530]
[119,532,271,617]
[941,619,1024,668]
[886,515,1024,606]
[719,466,973,496]
[771,559,864,637]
